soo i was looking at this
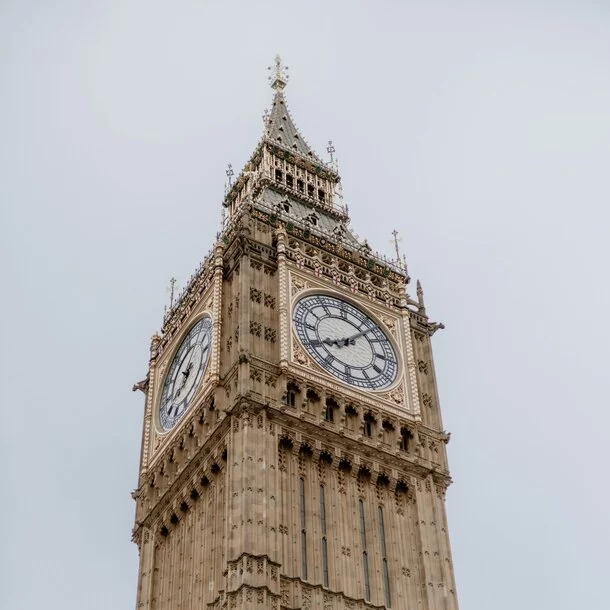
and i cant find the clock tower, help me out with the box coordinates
[132,57,459,610]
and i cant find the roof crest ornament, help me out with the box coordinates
[268,54,289,91]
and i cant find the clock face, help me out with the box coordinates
[293,294,398,390]
[159,315,213,431]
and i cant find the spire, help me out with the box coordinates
[263,55,326,166]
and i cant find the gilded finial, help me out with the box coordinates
[268,54,289,90]
[327,140,336,163]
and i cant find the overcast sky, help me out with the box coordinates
[2,1,609,609]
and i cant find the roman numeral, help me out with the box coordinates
[375,353,386,360]
[306,323,316,331]
[325,354,335,365]
[373,364,383,374]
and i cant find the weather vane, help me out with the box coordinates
[268,54,289,90]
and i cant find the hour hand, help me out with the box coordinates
[311,337,340,347]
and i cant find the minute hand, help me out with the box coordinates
[339,328,371,346]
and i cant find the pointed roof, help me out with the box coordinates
[264,56,327,168]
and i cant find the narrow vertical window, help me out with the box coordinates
[400,427,412,452]
[378,506,391,607]
[286,382,298,407]
[320,485,329,587]
[325,397,338,422]
[359,499,370,601]
[300,477,307,580]
[364,420,372,437]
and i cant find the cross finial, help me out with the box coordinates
[391,229,402,261]
[167,277,177,309]
[268,54,289,90]
[327,140,336,163]
[226,163,234,186]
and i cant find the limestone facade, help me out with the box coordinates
[132,59,458,610]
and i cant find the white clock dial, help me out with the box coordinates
[159,315,213,431]
[293,294,398,390]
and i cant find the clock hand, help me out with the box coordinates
[322,337,341,347]
[174,356,194,399]
[338,328,371,347]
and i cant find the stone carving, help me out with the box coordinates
[291,276,310,295]
[249,321,262,337]
[324,593,332,609]
[264,327,277,342]
[150,334,161,359]
[293,343,310,366]
[250,287,262,303]
[418,359,429,374]
[388,385,404,405]
[280,580,290,604]
[132,374,149,393]
[382,315,396,330]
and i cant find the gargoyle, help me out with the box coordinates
[132,373,150,393]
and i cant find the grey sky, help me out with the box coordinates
[2,1,609,609]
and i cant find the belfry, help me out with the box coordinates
[132,56,459,610]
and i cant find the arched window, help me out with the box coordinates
[400,427,412,452]
[286,382,299,407]
[325,397,338,422]
[363,412,376,437]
